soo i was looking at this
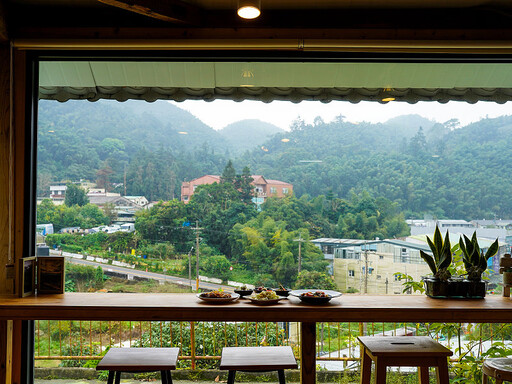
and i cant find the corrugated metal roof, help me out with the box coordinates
[39,61,512,103]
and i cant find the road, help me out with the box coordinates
[52,250,234,292]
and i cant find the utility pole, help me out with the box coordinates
[192,221,202,291]
[188,246,194,290]
[294,233,306,273]
[364,243,369,294]
[123,165,127,196]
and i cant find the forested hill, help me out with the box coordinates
[37,100,282,200]
[241,114,512,219]
[219,119,283,154]
[38,98,512,219]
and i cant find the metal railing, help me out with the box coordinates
[35,320,512,370]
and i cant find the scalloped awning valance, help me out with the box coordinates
[39,61,512,103]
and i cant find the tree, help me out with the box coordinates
[102,203,118,224]
[237,166,254,204]
[65,183,89,207]
[96,164,114,192]
[220,160,236,184]
[294,271,337,290]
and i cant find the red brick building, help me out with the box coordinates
[181,174,293,206]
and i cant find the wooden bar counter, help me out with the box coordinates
[1,293,511,384]
[0,293,511,322]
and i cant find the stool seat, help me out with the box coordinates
[358,336,453,359]
[96,347,179,384]
[483,357,512,383]
[220,346,297,384]
[357,336,453,384]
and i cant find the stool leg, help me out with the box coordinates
[482,372,488,384]
[278,369,286,384]
[161,370,173,384]
[360,350,372,384]
[374,362,387,384]
[435,358,449,384]
[419,366,429,384]
[227,370,236,384]
[495,378,503,384]
[114,371,121,384]
[107,371,115,384]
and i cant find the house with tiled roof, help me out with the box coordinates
[181,174,293,208]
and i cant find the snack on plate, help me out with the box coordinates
[255,290,280,300]
[202,290,231,298]
[300,291,330,298]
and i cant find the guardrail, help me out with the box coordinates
[35,320,512,372]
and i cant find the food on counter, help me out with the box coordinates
[300,291,330,298]
[201,290,232,298]
[254,290,280,300]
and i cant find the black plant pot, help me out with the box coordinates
[447,278,468,298]
[424,278,449,298]
[466,280,487,298]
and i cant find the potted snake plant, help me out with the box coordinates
[420,227,453,297]
[459,232,499,298]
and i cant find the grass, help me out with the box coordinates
[103,277,192,293]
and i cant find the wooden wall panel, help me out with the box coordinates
[0,321,13,384]
[0,44,13,296]
[0,42,13,384]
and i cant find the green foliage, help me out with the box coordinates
[37,199,109,232]
[38,100,512,220]
[133,321,286,369]
[202,255,231,282]
[459,232,499,281]
[65,264,105,292]
[393,272,425,294]
[294,271,337,290]
[420,226,452,281]
[45,231,133,254]
[135,200,191,253]
[64,183,89,207]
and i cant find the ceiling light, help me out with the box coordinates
[178,131,188,135]
[281,138,290,142]
[381,97,395,102]
[237,0,261,19]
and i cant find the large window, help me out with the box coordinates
[36,58,512,295]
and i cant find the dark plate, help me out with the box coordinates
[197,292,240,304]
[289,289,342,305]
[234,289,253,297]
[247,296,286,305]
[273,289,290,297]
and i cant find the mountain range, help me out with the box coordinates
[37,98,512,219]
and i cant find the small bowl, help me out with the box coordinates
[253,287,271,294]
[273,288,290,297]
[234,289,253,297]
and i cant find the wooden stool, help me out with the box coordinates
[96,347,180,384]
[483,358,512,383]
[357,336,453,384]
[220,346,298,384]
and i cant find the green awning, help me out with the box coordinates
[39,61,512,103]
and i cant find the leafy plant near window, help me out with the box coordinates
[420,226,452,281]
[459,232,499,281]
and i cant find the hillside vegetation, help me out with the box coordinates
[38,99,512,219]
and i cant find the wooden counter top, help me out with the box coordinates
[1,293,511,322]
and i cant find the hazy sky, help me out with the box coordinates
[171,100,512,131]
